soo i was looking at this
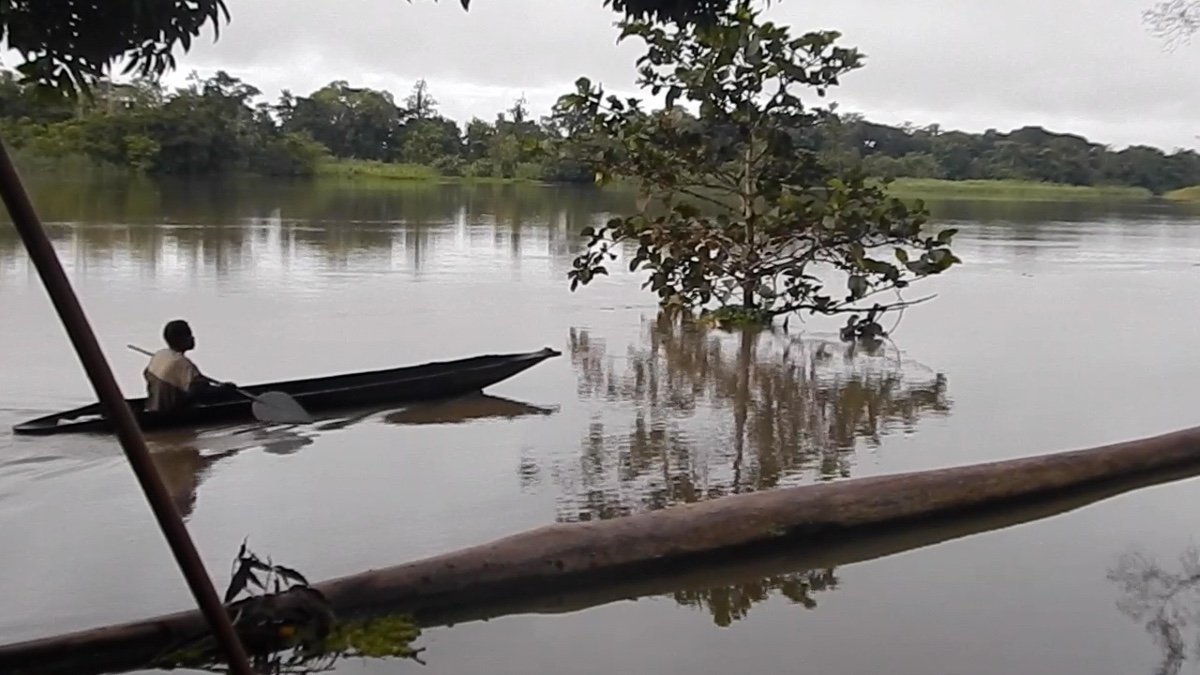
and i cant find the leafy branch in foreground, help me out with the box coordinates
[0,0,230,97]
[554,2,959,335]
[154,540,424,673]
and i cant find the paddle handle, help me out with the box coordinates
[126,344,262,404]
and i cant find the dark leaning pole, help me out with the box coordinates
[0,138,256,675]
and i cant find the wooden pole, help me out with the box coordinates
[0,138,255,675]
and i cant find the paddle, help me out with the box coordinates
[127,344,312,425]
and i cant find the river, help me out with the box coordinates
[1,177,1199,675]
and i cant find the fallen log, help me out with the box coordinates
[7,425,1200,674]
[417,459,1200,627]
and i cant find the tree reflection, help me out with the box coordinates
[560,315,952,522]
[556,316,951,626]
[0,178,626,281]
[1109,545,1200,675]
[672,568,839,627]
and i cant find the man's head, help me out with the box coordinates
[163,320,195,353]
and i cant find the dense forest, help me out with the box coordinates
[1,68,1197,194]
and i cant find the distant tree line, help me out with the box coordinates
[0,69,590,182]
[1,67,1197,193]
[819,114,1200,195]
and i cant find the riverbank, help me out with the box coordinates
[885,178,1153,201]
[315,158,549,185]
[1165,185,1200,202]
[3,153,1174,202]
[315,165,1158,202]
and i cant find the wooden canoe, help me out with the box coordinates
[12,347,561,436]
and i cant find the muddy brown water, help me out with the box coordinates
[2,177,1200,674]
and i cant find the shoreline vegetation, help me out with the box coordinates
[262,164,1200,204]
[8,147,1194,204]
[885,178,1157,202]
[221,161,1200,203]
[0,68,1197,203]
[1165,185,1200,202]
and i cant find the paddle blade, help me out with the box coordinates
[250,391,313,424]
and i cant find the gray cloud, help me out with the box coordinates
[141,0,1200,150]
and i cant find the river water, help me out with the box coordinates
[1,177,1200,675]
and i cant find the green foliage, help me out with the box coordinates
[432,154,466,176]
[887,178,1154,201]
[251,131,329,177]
[556,3,959,333]
[0,68,587,183]
[2,51,1191,193]
[316,159,441,181]
[0,0,229,96]
[823,118,1200,195]
[279,81,404,161]
[322,616,424,660]
[600,0,736,25]
[123,134,161,172]
[404,79,439,120]
[1166,185,1200,201]
[402,118,463,164]
[700,305,774,328]
[155,540,424,672]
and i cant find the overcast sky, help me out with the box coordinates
[149,0,1199,151]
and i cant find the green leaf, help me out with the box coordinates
[895,248,909,264]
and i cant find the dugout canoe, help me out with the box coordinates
[12,347,561,436]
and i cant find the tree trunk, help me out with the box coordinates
[7,426,1200,674]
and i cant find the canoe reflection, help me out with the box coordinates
[146,394,557,518]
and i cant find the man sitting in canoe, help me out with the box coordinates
[144,320,236,414]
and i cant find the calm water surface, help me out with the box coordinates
[2,178,1200,675]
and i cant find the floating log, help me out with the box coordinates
[7,426,1200,674]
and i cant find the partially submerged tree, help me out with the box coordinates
[554,3,959,333]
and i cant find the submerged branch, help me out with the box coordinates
[770,294,937,318]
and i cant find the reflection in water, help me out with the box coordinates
[146,426,315,518]
[1109,545,1200,675]
[146,395,556,519]
[149,445,230,518]
[548,317,950,626]
[381,395,557,425]
[411,468,1200,636]
[0,179,632,282]
[3,178,1193,288]
[556,316,951,523]
[152,603,423,675]
[672,568,839,627]
[313,394,558,432]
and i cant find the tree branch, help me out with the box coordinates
[770,294,937,317]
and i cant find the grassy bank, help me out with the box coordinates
[315,168,1157,203]
[1165,185,1200,202]
[884,178,1153,201]
[315,158,548,185]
